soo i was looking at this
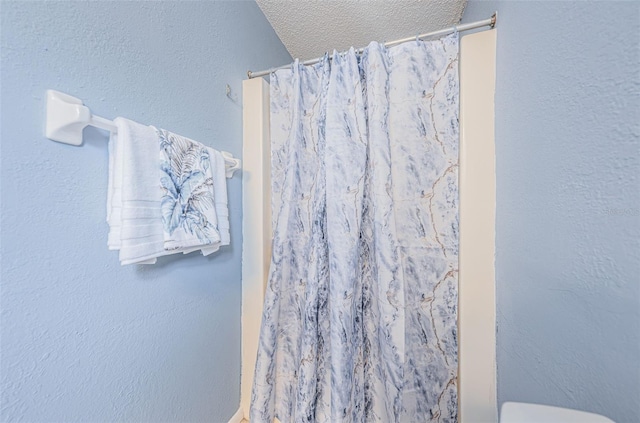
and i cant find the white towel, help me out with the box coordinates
[107,125,124,250]
[206,148,230,253]
[113,118,166,265]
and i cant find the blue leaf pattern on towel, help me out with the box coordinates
[158,129,217,246]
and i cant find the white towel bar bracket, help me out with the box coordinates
[45,89,242,178]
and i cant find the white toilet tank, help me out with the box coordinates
[500,402,615,423]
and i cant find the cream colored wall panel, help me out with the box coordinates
[240,77,271,420]
[459,28,498,423]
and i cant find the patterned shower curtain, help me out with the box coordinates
[251,34,459,423]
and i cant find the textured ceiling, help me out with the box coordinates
[256,0,468,61]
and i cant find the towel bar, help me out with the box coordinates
[45,89,241,178]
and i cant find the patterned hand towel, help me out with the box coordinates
[158,129,222,251]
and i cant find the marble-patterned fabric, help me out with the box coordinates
[251,34,459,423]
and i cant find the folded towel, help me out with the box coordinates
[205,147,230,253]
[113,118,166,265]
[211,148,230,245]
[184,148,230,256]
[107,125,124,250]
[107,118,231,265]
[157,129,222,251]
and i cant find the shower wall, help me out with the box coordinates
[0,2,290,422]
[463,2,640,422]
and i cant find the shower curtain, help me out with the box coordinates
[251,34,459,423]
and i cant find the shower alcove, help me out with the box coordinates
[236,29,497,423]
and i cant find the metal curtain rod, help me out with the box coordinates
[248,12,497,79]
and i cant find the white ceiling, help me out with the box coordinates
[256,0,468,61]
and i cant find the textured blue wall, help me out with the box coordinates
[0,2,290,422]
[462,2,640,422]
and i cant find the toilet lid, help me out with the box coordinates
[500,402,615,423]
